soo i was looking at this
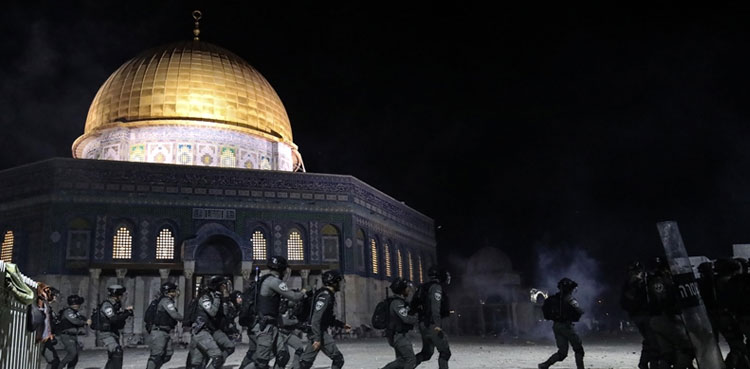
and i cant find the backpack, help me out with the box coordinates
[182,296,201,328]
[542,293,562,321]
[143,297,161,329]
[372,297,396,330]
[89,302,107,330]
[293,290,315,323]
[238,274,272,327]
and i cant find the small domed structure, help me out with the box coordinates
[73,40,304,171]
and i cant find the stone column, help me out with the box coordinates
[300,269,310,289]
[115,268,128,285]
[133,276,145,344]
[86,268,102,348]
[158,269,170,283]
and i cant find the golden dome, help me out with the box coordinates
[74,40,295,154]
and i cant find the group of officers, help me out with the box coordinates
[621,256,750,369]
[31,254,454,369]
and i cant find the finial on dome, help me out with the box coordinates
[192,10,202,41]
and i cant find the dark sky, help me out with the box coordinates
[3,2,750,291]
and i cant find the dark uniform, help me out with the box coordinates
[146,296,182,369]
[539,278,584,369]
[382,294,419,369]
[213,294,241,363]
[240,269,306,369]
[55,300,87,369]
[648,268,695,369]
[415,278,451,369]
[189,290,224,369]
[711,259,750,369]
[96,295,133,369]
[276,298,305,369]
[620,263,658,369]
[728,265,750,359]
[299,288,346,369]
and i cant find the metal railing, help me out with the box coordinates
[0,260,42,369]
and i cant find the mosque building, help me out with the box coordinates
[0,13,436,346]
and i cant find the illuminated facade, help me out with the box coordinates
[0,32,436,346]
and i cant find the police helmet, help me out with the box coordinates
[697,261,714,277]
[229,290,243,305]
[67,295,84,306]
[650,256,669,271]
[322,270,343,287]
[627,261,643,273]
[428,266,451,284]
[390,277,409,295]
[107,284,126,297]
[714,258,741,276]
[268,255,289,273]
[160,281,178,295]
[557,278,578,292]
[205,275,227,291]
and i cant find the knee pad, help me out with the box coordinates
[163,355,172,363]
[299,360,313,369]
[210,355,225,369]
[148,356,164,367]
[294,347,304,357]
[331,353,345,368]
[276,350,291,367]
[439,349,452,361]
[225,346,235,356]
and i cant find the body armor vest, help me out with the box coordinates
[155,297,178,328]
[388,297,412,333]
[257,278,281,319]
[196,294,219,331]
[55,308,79,333]
[317,289,336,331]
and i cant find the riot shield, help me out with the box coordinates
[657,221,724,369]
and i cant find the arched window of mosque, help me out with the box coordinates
[113,226,132,259]
[384,242,392,277]
[418,255,424,283]
[156,228,175,260]
[252,230,267,261]
[220,147,237,168]
[397,248,404,278]
[408,250,414,281]
[371,238,379,275]
[355,229,365,272]
[1,231,14,263]
[321,225,339,262]
[287,229,304,261]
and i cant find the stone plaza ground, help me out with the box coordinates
[72,335,668,369]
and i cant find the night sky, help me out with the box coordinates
[3,3,750,297]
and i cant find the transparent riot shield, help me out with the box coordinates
[657,221,724,369]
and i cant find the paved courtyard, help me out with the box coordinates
[71,335,661,369]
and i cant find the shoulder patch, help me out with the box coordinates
[434,292,442,301]
[398,307,408,316]
[654,283,664,293]
[315,300,325,311]
[104,306,114,316]
[201,300,212,309]
[166,303,175,310]
[279,282,289,291]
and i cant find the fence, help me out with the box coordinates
[0,260,42,369]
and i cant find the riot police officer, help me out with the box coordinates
[146,282,182,369]
[277,296,306,369]
[214,289,242,363]
[95,285,133,369]
[415,266,452,369]
[299,270,349,369]
[381,277,419,369]
[712,259,750,368]
[239,256,308,369]
[55,295,87,369]
[620,261,658,369]
[538,278,585,369]
[188,275,228,369]
[647,258,694,369]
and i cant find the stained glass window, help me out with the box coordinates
[1,231,13,262]
[287,230,304,261]
[371,239,378,274]
[156,228,174,259]
[113,227,132,259]
[252,230,267,260]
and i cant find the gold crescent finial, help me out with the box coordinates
[192,10,202,41]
